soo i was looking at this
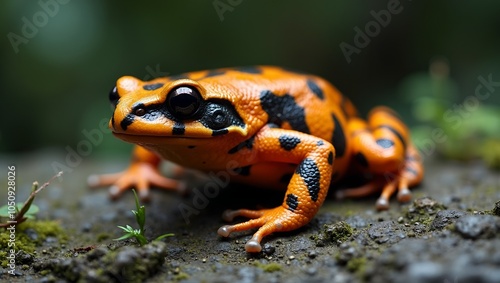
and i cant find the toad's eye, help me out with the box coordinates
[167,86,202,119]
[109,86,119,107]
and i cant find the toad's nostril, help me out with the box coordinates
[134,108,146,116]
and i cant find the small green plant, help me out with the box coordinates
[115,189,173,246]
[401,58,500,169]
[0,172,62,228]
[0,203,39,221]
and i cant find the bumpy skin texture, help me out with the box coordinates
[88,66,423,253]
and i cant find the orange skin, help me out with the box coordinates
[88,66,423,253]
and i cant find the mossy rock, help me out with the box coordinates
[405,197,446,225]
[315,221,353,246]
[0,220,67,267]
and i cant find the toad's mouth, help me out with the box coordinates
[112,132,212,145]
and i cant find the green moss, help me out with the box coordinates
[43,242,168,282]
[174,272,190,281]
[0,220,67,267]
[309,234,320,242]
[481,140,500,170]
[325,222,353,243]
[488,200,500,216]
[255,262,282,272]
[344,210,355,217]
[405,197,445,224]
[346,257,367,273]
[0,251,6,267]
[421,216,435,227]
[314,221,354,247]
[96,232,111,242]
[22,220,67,243]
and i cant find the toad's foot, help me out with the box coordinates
[217,206,310,253]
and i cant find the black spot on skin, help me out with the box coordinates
[376,138,395,149]
[296,158,321,202]
[232,165,251,176]
[143,83,164,91]
[317,140,324,146]
[212,129,229,136]
[233,66,262,74]
[331,114,346,157]
[306,79,324,100]
[173,122,185,135]
[286,194,299,211]
[328,151,334,165]
[260,90,310,134]
[405,167,418,176]
[228,136,255,154]
[204,69,226,78]
[354,152,369,168]
[280,173,293,184]
[120,114,135,130]
[279,135,301,151]
[377,126,406,149]
[405,155,416,161]
[188,145,196,149]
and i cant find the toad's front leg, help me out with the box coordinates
[88,145,184,200]
[217,127,334,253]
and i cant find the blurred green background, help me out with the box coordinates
[1,0,499,160]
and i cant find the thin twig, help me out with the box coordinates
[0,171,63,228]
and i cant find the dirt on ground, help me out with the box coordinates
[1,151,500,283]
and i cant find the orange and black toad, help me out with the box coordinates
[88,66,423,253]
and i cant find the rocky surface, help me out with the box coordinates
[1,152,499,282]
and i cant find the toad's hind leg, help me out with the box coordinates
[217,126,334,253]
[397,144,424,200]
[376,144,423,209]
[346,107,424,209]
